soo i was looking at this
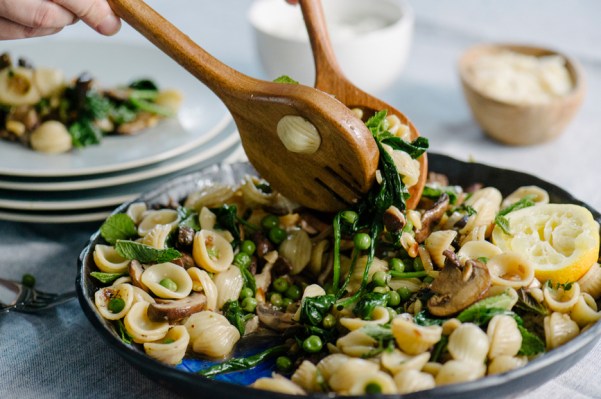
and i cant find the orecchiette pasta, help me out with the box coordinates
[393,369,436,394]
[137,209,179,237]
[486,315,522,359]
[544,312,580,350]
[185,311,240,358]
[448,323,490,363]
[213,265,244,309]
[391,318,443,355]
[124,301,170,343]
[143,326,190,365]
[570,293,601,328]
[141,262,193,299]
[93,244,130,273]
[192,229,234,273]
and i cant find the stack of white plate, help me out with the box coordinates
[0,40,244,223]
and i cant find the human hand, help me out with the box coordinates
[0,0,121,40]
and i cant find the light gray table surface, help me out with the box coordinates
[1,1,600,398]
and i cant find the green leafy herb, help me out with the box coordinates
[99,213,138,245]
[128,96,173,117]
[389,270,428,279]
[116,319,133,344]
[414,310,446,326]
[495,195,536,234]
[421,185,460,204]
[198,345,288,377]
[69,118,103,148]
[361,324,394,342]
[223,300,248,335]
[381,136,429,159]
[517,325,546,356]
[514,289,549,316]
[300,294,335,326]
[353,292,389,320]
[128,79,159,91]
[109,104,137,124]
[90,271,128,284]
[177,207,201,231]
[365,110,389,140]
[210,204,241,245]
[431,335,449,362]
[273,75,299,84]
[115,240,181,263]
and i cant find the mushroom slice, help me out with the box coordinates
[192,229,234,273]
[427,250,491,317]
[129,259,148,291]
[256,303,298,331]
[415,193,450,243]
[141,262,193,299]
[147,292,207,323]
[124,301,169,343]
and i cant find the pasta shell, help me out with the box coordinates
[33,67,65,97]
[137,209,179,237]
[502,185,549,208]
[309,239,330,276]
[347,371,397,395]
[199,207,217,230]
[213,265,244,309]
[381,349,430,375]
[457,240,502,265]
[279,229,312,275]
[240,176,275,207]
[487,355,528,375]
[336,328,378,357]
[93,244,130,273]
[570,293,601,328]
[393,369,435,394]
[328,358,380,392]
[435,360,486,385]
[543,282,580,313]
[131,285,155,304]
[30,121,72,153]
[141,262,193,299]
[187,267,218,311]
[126,202,147,224]
[577,263,601,299]
[316,354,350,382]
[185,311,240,358]
[425,230,457,268]
[291,360,319,392]
[487,252,535,288]
[391,317,442,355]
[143,326,190,365]
[277,115,321,155]
[192,229,234,273]
[340,306,390,331]
[95,283,135,320]
[251,373,306,395]
[184,184,235,211]
[448,323,489,363]
[486,315,522,359]
[544,312,580,350]
[0,67,41,106]
[124,301,169,343]
[141,224,172,249]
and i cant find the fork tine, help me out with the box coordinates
[18,291,77,312]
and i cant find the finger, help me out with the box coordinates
[0,16,62,40]
[0,0,76,29]
[52,0,121,35]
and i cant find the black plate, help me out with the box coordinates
[77,153,601,399]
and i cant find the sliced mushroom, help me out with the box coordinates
[256,303,298,332]
[176,226,195,250]
[383,205,406,233]
[172,252,196,269]
[129,260,148,291]
[147,292,207,323]
[427,249,491,317]
[415,193,450,243]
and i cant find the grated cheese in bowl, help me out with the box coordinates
[467,50,573,105]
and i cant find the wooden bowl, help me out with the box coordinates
[458,43,585,145]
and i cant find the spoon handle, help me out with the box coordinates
[108,0,252,102]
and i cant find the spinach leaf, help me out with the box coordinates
[128,96,174,117]
[69,118,103,148]
[198,344,288,378]
[431,335,449,362]
[457,293,516,324]
[90,271,128,284]
[353,292,389,320]
[514,289,549,316]
[177,207,201,231]
[300,294,335,326]
[109,104,137,124]
[99,213,138,245]
[414,310,446,326]
[233,256,256,293]
[115,240,181,263]
[361,324,394,342]
[116,319,133,344]
[381,136,429,159]
[517,325,546,356]
[365,110,389,140]
[128,79,159,91]
[210,204,241,246]
[421,185,460,205]
[223,300,247,335]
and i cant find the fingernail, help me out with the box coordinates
[97,14,121,36]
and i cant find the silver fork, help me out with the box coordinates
[0,278,76,314]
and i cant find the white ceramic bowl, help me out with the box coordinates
[248,0,414,94]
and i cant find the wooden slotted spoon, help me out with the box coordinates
[299,0,428,209]
[108,0,378,212]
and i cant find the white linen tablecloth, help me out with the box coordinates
[1,1,600,397]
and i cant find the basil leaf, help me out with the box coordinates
[100,213,138,245]
[198,345,288,377]
[115,240,181,263]
[365,110,389,140]
[210,204,241,246]
[90,271,128,284]
[353,292,389,320]
[177,206,201,231]
[517,325,546,356]
[223,300,247,335]
[116,319,133,344]
[457,293,515,324]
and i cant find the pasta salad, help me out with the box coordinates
[0,52,182,154]
[90,111,600,395]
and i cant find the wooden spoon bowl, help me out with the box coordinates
[300,0,427,209]
[108,0,379,212]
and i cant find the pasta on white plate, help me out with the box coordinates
[89,110,600,396]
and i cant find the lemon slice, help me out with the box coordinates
[492,204,600,283]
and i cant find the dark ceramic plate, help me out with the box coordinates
[77,153,601,399]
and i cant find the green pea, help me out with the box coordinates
[159,278,178,291]
[365,382,382,394]
[270,292,283,307]
[272,277,289,293]
[269,227,287,244]
[282,297,293,308]
[261,214,279,230]
[241,239,256,255]
[275,356,293,372]
[285,285,302,300]
[353,232,371,250]
[241,297,258,313]
[413,257,424,271]
[21,273,35,288]
[108,297,125,313]
[397,286,412,301]
[389,258,405,273]
[340,210,358,225]
[388,290,401,307]
[372,286,389,294]
[234,252,251,269]
[239,287,254,300]
[322,314,336,329]
[302,335,323,353]
[371,271,388,287]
